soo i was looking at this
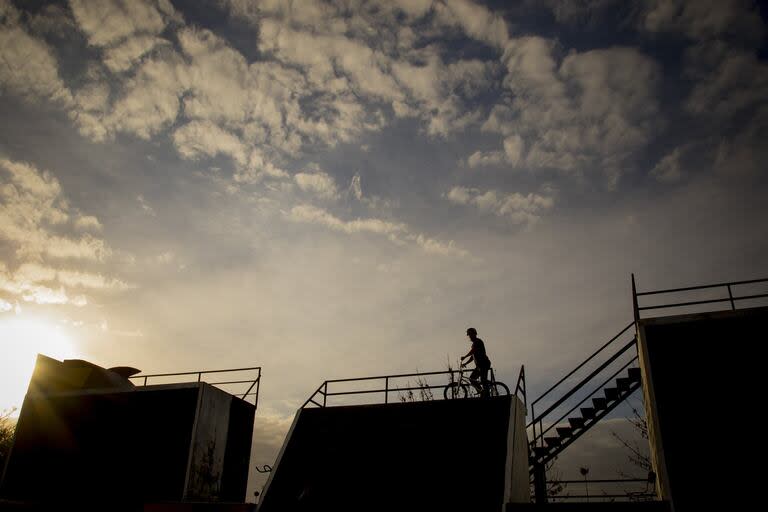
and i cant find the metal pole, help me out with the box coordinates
[323,382,327,407]
[533,462,548,504]
[385,377,389,404]
[632,273,640,324]
[727,284,736,310]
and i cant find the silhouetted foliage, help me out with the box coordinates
[611,395,655,501]
[611,397,651,475]
[0,407,17,469]
[398,375,434,402]
[546,457,567,499]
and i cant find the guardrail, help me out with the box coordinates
[632,274,768,321]
[301,366,526,409]
[546,478,656,502]
[129,366,261,407]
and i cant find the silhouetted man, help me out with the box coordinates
[461,327,491,397]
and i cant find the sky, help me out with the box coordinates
[1,0,768,499]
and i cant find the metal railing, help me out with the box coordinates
[546,478,656,502]
[632,274,768,321]
[301,366,526,409]
[528,322,636,452]
[129,366,261,407]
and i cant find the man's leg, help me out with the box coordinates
[479,366,490,397]
[469,368,483,395]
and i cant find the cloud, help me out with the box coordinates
[57,270,132,290]
[541,0,630,27]
[446,186,555,226]
[103,35,170,72]
[685,49,768,118]
[75,215,103,231]
[0,8,72,105]
[349,173,363,201]
[287,205,466,257]
[409,234,468,258]
[137,195,156,216]
[288,205,405,236]
[643,0,764,43]
[345,173,393,210]
[0,264,85,307]
[0,298,13,313]
[69,0,176,48]
[680,40,768,178]
[434,0,509,50]
[294,171,339,200]
[650,146,686,183]
[173,120,248,166]
[482,41,661,186]
[0,158,125,307]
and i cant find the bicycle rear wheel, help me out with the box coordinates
[489,382,510,397]
[443,382,468,399]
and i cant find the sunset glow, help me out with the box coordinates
[0,316,78,414]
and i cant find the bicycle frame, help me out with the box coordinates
[453,365,498,397]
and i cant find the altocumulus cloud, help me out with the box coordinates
[287,205,467,258]
[446,186,555,227]
[0,158,130,309]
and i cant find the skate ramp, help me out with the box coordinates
[258,394,528,511]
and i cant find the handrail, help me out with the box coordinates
[129,366,261,407]
[531,322,634,408]
[529,339,636,428]
[527,323,638,459]
[515,365,527,408]
[301,366,525,408]
[632,274,768,318]
[532,356,638,443]
[636,277,768,296]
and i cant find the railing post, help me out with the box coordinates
[632,273,640,324]
[533,462,548,504]
[385,377,389,404]
[197,372,202,382]
[323,382,328,407]
[143,376,148,386]
[727,284,736,310]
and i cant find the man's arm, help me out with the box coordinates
[461,348,474,366]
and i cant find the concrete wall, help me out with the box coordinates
[186,384,233,500]
[637,306,767,512]
[258,395,529,512]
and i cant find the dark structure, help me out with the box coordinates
[637,307,766,512]
[0,356,258,509]
[257,393,528,512]
[522,276,767,511]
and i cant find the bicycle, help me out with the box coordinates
[443,364,510,399]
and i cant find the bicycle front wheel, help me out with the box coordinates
[444,382,468,400]
[489,382,510,397]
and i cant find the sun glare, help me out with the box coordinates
[0,316,78,414]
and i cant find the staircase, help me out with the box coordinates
[527,322,643,475]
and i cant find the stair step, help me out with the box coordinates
[628,367,641,382]
[580,407,596,419]
[568,417,585,429]
[592,397,608,410]
[556,426,573,438]
[616,377,631,391]
[604,387,619,400]
[544,436,561,447]
[533,446,551,457]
